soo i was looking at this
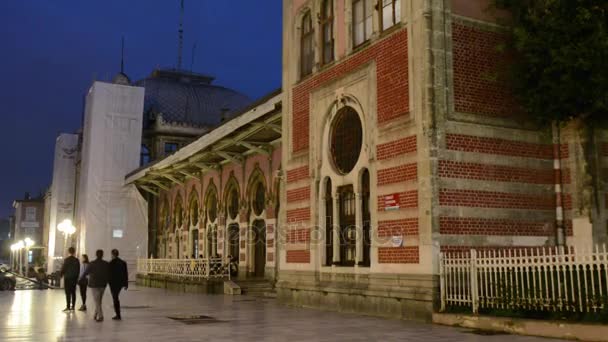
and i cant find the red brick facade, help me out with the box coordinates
[377,218,419,237]
[377,163,417,186]
[439,189,554,210]
[378,246,419,264]
[439,160,555,184]
[377,136,417,160]
[452,22,517,117]
[286,250,311,263]
[286,186,311,203]
[292,29,409,152]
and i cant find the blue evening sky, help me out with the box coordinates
[0,1,282,217]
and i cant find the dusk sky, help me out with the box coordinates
[0,1,283,218]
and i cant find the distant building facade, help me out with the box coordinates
[12,194,45,265]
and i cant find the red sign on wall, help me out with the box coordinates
[382,193,400,211]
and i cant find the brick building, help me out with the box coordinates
[127,0,608,321]
[277,0,607,320]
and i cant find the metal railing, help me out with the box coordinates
[137,258,230,280]
[440,245,608,314]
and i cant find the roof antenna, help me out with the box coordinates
[177,0,184,70]
[120,35,125,74]
[190,41,197,71]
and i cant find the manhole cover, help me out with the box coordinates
[122,305,151,309]
[167,315,225,325]
[466,329,507,336]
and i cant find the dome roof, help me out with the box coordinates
[135,69,252,128]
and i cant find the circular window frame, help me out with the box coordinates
[329,106,363,175]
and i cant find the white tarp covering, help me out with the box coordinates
[47,133,79,272]
[76,81,147,280]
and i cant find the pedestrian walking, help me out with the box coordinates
[109,249,128,320]
[60,247,80,312]
[81,249,109,322]
[78,254,90,311]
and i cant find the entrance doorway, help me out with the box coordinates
[252,219,266,277]
[228,224,240,261]
[191,229,199,258]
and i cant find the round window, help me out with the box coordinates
[252,182,266,216]
[330,107,362,174]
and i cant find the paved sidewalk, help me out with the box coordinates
[0,286,563,341]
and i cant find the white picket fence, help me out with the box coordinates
[137,258,230,280]
[440,245,608,314]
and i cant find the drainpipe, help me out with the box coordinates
[552,121,565,246]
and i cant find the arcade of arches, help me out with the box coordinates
[154,161,279,279]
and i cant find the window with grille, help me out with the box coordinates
[339,185,356,266]
[325,179,333,266]
[361,169,371,267]
[253,182,266,216]
[301,12,314,78]
[353,0,373,47]
[330,107,363,174]
[380,0,401,31]
[321,0,334,65]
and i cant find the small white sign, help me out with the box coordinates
[112,229,124,238]
[391,235,403,247]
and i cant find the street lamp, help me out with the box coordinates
[57,219,76,256]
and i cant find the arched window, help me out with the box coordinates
[227,186,240,220]
[353,0,373,47]
[252,181,266,216]
[380,0,401,31]
[324,178,333,266]
[301,12,314,78]
[174,197,183,230]
[320,0,334,65]
[205,185,219,257]
[360,169,371,267]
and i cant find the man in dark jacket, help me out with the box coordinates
[81,249,109,322]
[60,247,80,312]
[109,249,128,320]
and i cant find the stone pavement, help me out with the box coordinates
[0,286,564,341]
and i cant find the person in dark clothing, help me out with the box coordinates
[78,254,90,311]
[60,247,80,312]
[108,249,128,320]
[81,249,109,322]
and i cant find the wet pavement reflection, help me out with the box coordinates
[0,286,565,341]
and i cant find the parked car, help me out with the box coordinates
[0,263,9,272]
[0,269,16,291]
